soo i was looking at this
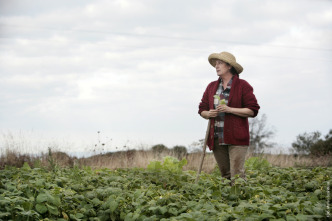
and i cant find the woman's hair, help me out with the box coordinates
[230,67,238,76]
[226,63,238,76]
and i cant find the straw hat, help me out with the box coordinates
[208,51,243,74]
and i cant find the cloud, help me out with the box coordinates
[0,0,331,152]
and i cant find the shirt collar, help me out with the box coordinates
[219,76,234,87]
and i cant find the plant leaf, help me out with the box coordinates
[35,204,48,214]
[36,194,48,203]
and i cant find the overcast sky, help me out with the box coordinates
[1,0,331,155]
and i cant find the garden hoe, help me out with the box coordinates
[195,119,211,184]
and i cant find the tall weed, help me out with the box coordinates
[245,156,271,171]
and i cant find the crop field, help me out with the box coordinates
[0,157,331,221]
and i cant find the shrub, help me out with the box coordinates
[291,129,332,156]
[147,156,187,173]
[245,157,271,171]
[310,129,332,156]
[151,144,168,153]
[291,131,321,155]
[172,145,187,160]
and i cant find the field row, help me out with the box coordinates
[0,157,331,220]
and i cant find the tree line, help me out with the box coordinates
[250,114,331,156]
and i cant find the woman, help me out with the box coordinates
[198,51,260,183]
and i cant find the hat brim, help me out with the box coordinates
[208,53,243,74]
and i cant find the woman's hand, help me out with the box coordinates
[200,110,218,119]
[201,106,254,119]
[216,104,232,113]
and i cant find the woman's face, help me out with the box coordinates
[215,60,231,77]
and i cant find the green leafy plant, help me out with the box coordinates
[245,156,271,171]
[213,95,226,105]
[0,160,331,220]
[147,156,187,173]
[47,147,58,173]
[35,190,61,216]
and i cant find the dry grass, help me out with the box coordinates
[78,149,214,171]
[79,150,153,169]
[261,153,332,167]
[0,147,331,171]
[0,149,35,169]
[0,148,76,170]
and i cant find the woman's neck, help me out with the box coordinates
[221,73,233,84]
